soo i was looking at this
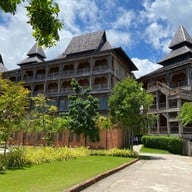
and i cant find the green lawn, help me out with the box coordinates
[0,156,135,192]
[140,146,170,154]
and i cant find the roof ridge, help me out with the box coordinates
[27,43,46,58]
[169,25,192,48]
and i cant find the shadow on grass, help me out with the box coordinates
[0,164,32,175]
[139,154,165,160]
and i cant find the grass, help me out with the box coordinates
[0,156,135,192]
[140,146,170,154]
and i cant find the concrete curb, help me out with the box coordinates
[64,158,140,192]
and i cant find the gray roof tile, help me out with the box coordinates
[159,46,192,63]
[27,43,46,58]
[62,30,112,56]
[18,43,46,65]
[169,25,192,48]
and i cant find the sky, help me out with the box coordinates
[0,0,192,78]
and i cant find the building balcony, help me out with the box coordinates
[77,68,90,75]
[23,76,33,82]
[34,74,46,81]
[47,72,59,80]
[93,84,108,90]
[46,89,58,95]
[60,87,74,93]
[171,80,187,88]
[33,90,44,95]
[183,127,192,134]
[62,70,75,77]
[93,66,108,73]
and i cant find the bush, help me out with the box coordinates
[0,154,6,172]
[6,147,25,168]
[23,146,90,165]
[141,135,183,155]
[168,138,183,155]
[91,148,138,158]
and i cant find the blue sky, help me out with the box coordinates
[0,0,192,78]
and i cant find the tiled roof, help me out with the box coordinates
[158,46,192,64]
[62,31,112,57]
[169,25,192,48]
[140,58,192,80]
[27,43,46,58]
[159,26,192,65]
[18,43,46,65]
[100,41,113,51]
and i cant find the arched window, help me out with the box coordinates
[78,79,89,87]
[93,77,107,89]
[171,72,187,88]
[77,61,90,74]
[35,68,45,80]
[47,82,58,93]
[94,59,107,71]
[63,64,74,75]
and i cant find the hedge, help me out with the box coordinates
[141,135,183,155]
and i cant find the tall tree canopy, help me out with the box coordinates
[109,77,153,148]
[0,76,30,155]
[0,0,63,47]
[68,79,99,145]
[178,102,192,126]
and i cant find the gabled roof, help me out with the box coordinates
[0,54,7,72]
[169,26,192,48]
[159,26,192,65]
[27,43,46,58]
[60,30,113,57]
[18,43,46,65]
[158,46,192,64]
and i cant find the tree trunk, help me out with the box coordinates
[84,135,87,147]
[106,129,108,149]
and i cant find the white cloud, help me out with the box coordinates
[141,0,192,53]
[132,57,162,78]
[106,30,132,48]
[113,10,136,30]
[0,3,34,70]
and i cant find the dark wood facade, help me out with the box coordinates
[1,31,137,149]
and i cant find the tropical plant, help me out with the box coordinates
[68,79,99,146]
[0,76,30,157]
[109,77,153,149]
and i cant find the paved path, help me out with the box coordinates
[81,153,192,192]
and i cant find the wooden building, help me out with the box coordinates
[140,26,192,155]
[1,30,137,149]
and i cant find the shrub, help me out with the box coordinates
[141,135,183,155]
[168,137,183,155]
[0,154,6,172]
[91,148,138,158]
[24,146,90,165]
[6,147,25,168]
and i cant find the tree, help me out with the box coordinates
[0,76,30,156]
[96,115,112,149]
[0,0,63,47]
[30,94,69,146]
[68,79,99,146]
[109,77,153,149]
[178,102,192,126]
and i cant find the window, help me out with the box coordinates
[100,97,108,110]
[59,99,68,111]
[47,99,57,107]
